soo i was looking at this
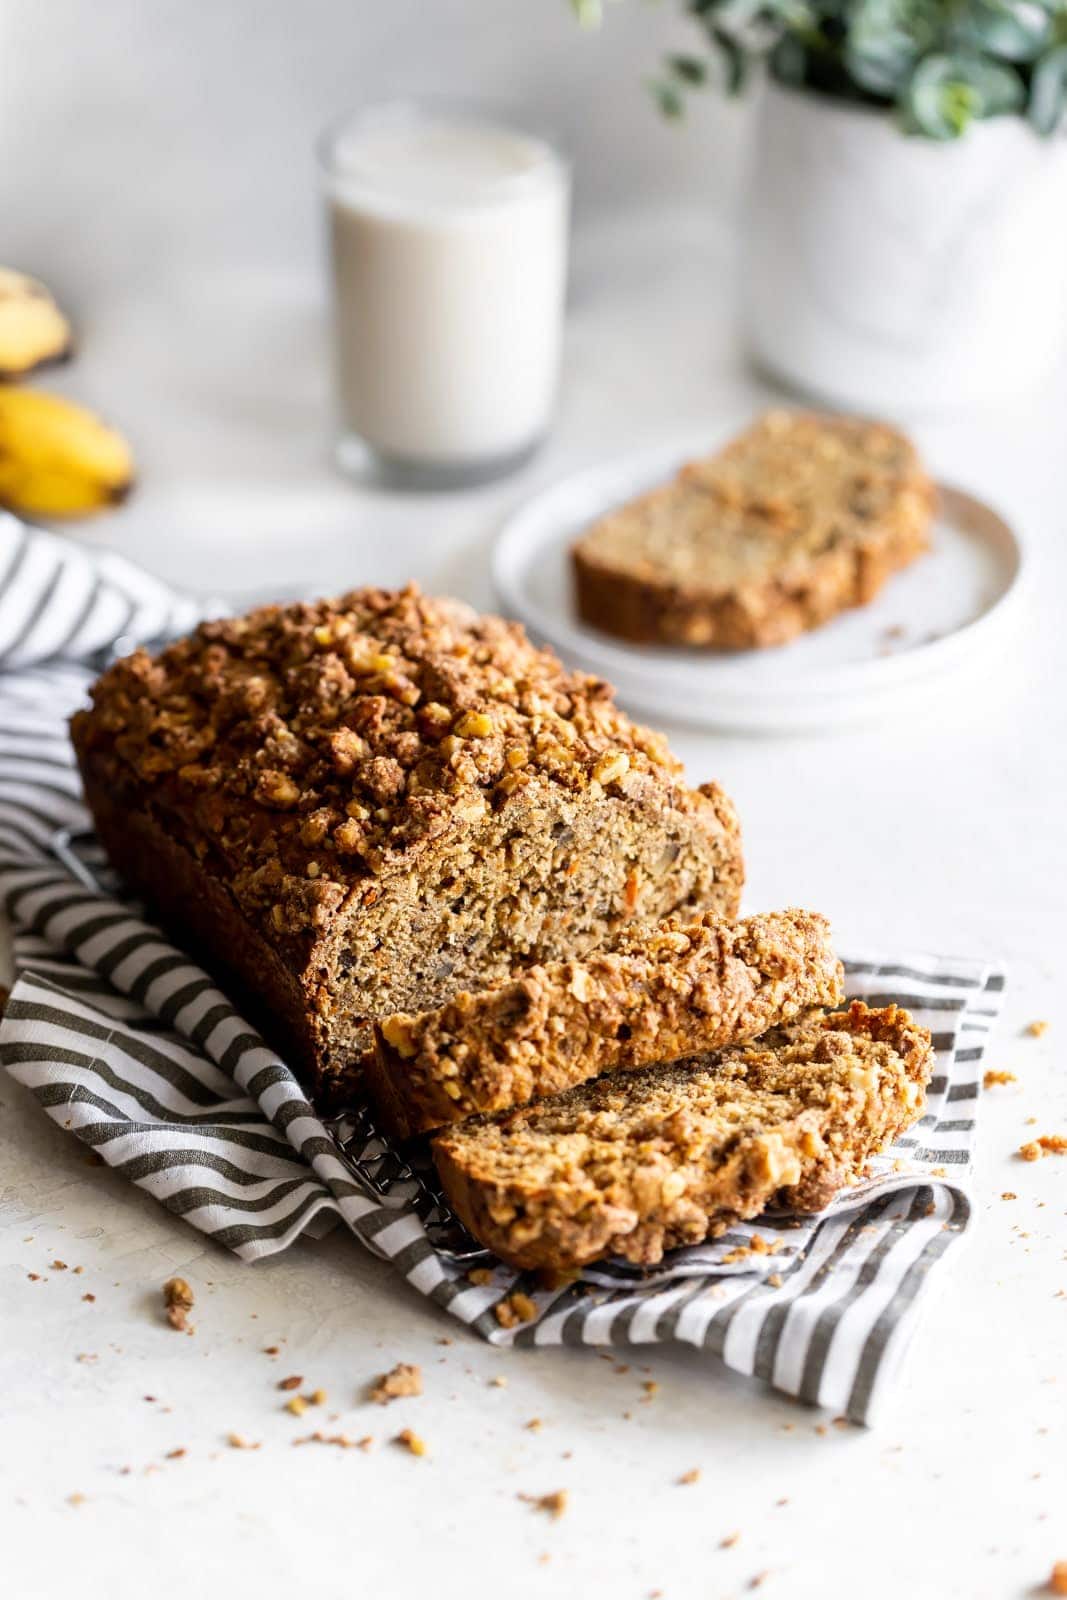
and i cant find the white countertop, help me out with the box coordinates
[3,205,1066,1600]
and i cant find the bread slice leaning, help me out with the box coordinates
[432,1002,932,1272]
[369,908,843,1138]
[572,410,934,651]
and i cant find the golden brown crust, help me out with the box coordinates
[72,587,744,1101]
[370,908,844,1138]
[432,1002,933,1271]
[572,411,935,651]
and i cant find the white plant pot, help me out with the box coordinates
[741,80,1067,415]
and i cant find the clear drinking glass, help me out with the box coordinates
[317,98,571,490]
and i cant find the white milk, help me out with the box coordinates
[320,104,570,483]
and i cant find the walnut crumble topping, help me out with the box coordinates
[72,586,680,942]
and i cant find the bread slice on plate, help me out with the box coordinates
[572,410,935,651]
[368,907,843,1138]
[432,1002,932,1272]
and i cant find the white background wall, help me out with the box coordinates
[0,0,750,304]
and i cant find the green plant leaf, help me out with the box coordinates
[769,31,813,82]
[903,49,1026,135]
[668,52,710,82]
[647,76,687,117]
[1029,40,1067,128]
[846,0,942,95]
[951,0,1053,62]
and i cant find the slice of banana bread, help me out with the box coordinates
[432,1002,932,1271]
[572,411,934,650]
[71,586,743,1105]
[369,907,843,1138]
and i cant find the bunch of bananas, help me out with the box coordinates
[0,268,134,518]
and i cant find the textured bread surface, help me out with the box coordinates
[432,1002,932,1271]
[572,411,934,650]
[370,907,843,1138]
[71,585,743,1102]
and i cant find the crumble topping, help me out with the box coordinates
[73,585,679,938]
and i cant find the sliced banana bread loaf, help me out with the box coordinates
[572,411,934,650]
[432,1002,932,1271]
[370,907,843,1138]
[71,586,743,1104]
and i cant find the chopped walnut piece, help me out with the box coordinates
[394,1428,427,1457]
[494,1291,538,1329]
[162,1277,194,1333]
[454,710,495,738]
[277,1374,303,1391]
[370,1362,423,1405]
[519,1490,568,1519]
[1027,1020,1050,1038]
[983,1070,1017,1087]
[51,1260,68,1271]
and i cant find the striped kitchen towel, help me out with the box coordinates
[0,517,1005,1426]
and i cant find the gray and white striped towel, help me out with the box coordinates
[0,516,1005,1426]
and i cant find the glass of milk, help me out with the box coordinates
[318,99,570,489]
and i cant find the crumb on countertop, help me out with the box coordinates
[984,1070,1017,1088]
[1019,1136,1067,1162]
[519,1489,568,1519]
[227,1433,261,1450]
[1027,1020,1050,1038]
[370,1362,423,1405]
[394,1427,427,1457]
[277,1374,303,1391]
[162,1277,194,1334]
[677,1468,701,1486]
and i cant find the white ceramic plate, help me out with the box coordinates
[491,432,1025,733]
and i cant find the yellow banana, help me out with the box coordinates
[0,267,72,379]
[0,388,134,519]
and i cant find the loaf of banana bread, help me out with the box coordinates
[369,907,843,1138]
[71,586,743,1103]
[572,411,934,650]
[432,1003,932,1271]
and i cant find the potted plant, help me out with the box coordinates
[574,0,1067,413]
